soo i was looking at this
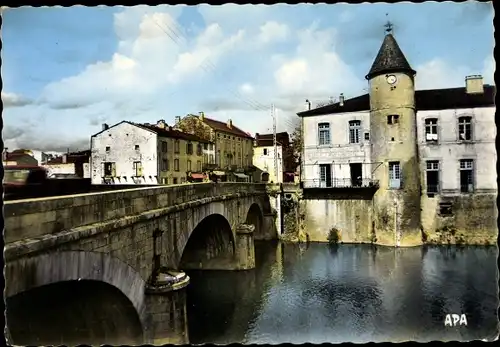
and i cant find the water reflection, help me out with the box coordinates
[187,243,499,344]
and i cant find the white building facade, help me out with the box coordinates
[252,145,284,183]
[301,97,496,195]
[90,121,159,185]
[302,110,372,188]
[418,106,496,195]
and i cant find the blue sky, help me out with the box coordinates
[1,2,494,152]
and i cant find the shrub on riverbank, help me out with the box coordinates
[327,227,341,244]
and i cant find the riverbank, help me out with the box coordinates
[278,229,498,247]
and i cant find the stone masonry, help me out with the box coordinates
[4,182,277,345]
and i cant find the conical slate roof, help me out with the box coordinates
[365,33,416,80]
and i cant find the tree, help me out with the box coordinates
[290,120,304,170]
[285,118,302,173]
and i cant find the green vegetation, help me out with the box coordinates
[327,227,341,244]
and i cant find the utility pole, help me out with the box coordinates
[271,103,282,236]
[272,104,278,183]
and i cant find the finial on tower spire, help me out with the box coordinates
[384,13,393,35]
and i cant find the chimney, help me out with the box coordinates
[102,123,109,131]
[62,154,67,164]
[465,75,484,94]
[175,116,181,125]
[305,99,311,111]
[199,112,205,120]
[339,93,345,106]
[157,119,167,129]
[227,119,233,129]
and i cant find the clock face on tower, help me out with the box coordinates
[386,75,397,84]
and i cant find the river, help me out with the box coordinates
[186,241,499,344]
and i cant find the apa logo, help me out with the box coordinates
[444,314,468,327]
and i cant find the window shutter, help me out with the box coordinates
[111,164,116,177]
[138,164,143,176]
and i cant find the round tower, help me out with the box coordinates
[366,32,422,246]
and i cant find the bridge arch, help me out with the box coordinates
[5,251,147,344]
[179,213,236,269]
[246,203,264,239]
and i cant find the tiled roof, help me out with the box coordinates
[255,139,285,147]
[365,33,416,80]
[297,85,496,117]
[46,152,90,165]
[4,152,35,161]
[134,122,212,143]
[255,132,290,147]
[200,116,254,139]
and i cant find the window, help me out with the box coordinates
[174,140,180,154]
[133,161,143,176]
[105,146,111,153]
[134,144,140,150]
[318,123,331,145]
[173,177,178,184]
[387,115,399,125]
[216,150,221,166]
[162,159,169,171]
[209,154,214,164]
[426,160,440,194]
[364,132,370,141]
[174,159,180,171]
[197,160,202,172]
[425,118,438,141]
[187,160,192,171]
[161,141,168,152]
[263,148,268,155]
[186,142,193,155]
[161,178,168,185]
[196,144,203,156]
[204,143,208,150]
[388,161,401,189]
[349,120,361,144]
[459,159,474,193]
[103,162,115,177]
[319,164,332,188]
[458,116,472,141]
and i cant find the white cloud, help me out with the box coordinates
[239,83,254,95]
[257,21,290,44]
[415,56,495,90]
[339,10,354,23]
[1,91,34,107]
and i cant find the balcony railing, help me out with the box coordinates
[303,178,379,189]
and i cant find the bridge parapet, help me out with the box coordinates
[4,183,267,244]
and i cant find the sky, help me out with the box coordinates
[1,2,495,153]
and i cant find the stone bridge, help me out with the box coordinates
[4,183,278,346]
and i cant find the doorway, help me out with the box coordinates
[319,164,332,188]
[350,163,362,187]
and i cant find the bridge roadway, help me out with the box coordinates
[4,182,279,345]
